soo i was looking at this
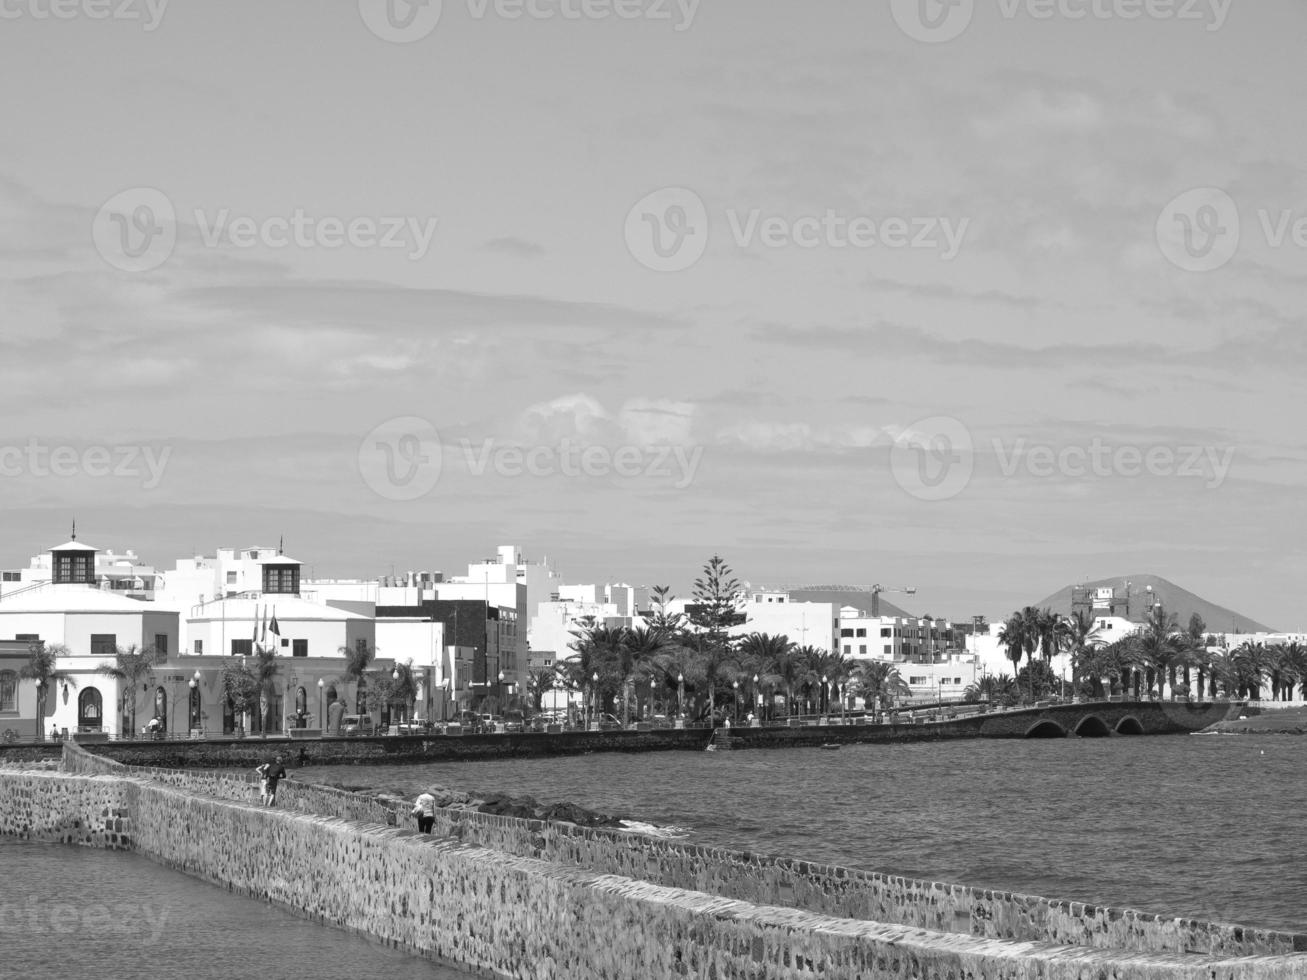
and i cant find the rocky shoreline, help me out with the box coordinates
[1201,705,1307,735]
[331,782,630,828]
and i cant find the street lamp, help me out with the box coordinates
[317,677,325,729]
[188,676,196,734]
[821,675,829,717]
[589,671,599,729]
[649,675,656,719]
[732,680,739,723]
[192,669,201,733]
[35,678,44,740]
[498,670,505,712]
[753,673,760,721]
[677,672,684,719]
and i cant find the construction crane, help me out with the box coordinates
[762,584,917,617]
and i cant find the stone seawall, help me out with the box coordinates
[0,745,1304,978]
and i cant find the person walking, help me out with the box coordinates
[411,791,436,833]
[255,754,287,807]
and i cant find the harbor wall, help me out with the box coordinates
[4,766,1305,980]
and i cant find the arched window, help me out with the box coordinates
[154,686,167,732]
[294,686,307,714]
[0,671,16,712]
[78,687,103,730]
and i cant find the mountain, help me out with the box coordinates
[1031,575,1275,634]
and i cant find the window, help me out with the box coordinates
[355,638,368,655]
[154,634,168,657]
[231,639,253,656]
[855,628,866,638]
[1,571,19,582]
[227,572,238,584]
[280,638,290,648]
[292,639,308,658]
[909,676,927,685]
[859,644,867,654]
[262,565,300,595]
[884,645,892,655]
[842,644,851,654]
[0,671,16,711]
[54,553,93,584]
[840,628,854,638]
[954,677,962,684]
[193,640,203,655]
[90,634,117,655]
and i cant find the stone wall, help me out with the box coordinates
[0,770,135,849]
[3,748,1305,979]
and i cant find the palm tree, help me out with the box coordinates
[339,640,374,715]
[96,643,157,737]
[525,666,557,714]
[19,642,76,740]
[964,673,1018,706]
[996,614,1030,701]
[620,626,670,724]
[251,644,281,733]
[1131,605,1183,700]
[1232,642,1272,700]
[853,661,911,717]
[1280,642,1307,701]
[1062,610,1102,700]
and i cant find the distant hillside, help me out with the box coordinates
[1032,574,1274,634]
[783,589,916,619]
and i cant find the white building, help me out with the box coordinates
[0,535,180,737]
[729,594,837,653]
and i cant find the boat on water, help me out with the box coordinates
[820,743,841,750]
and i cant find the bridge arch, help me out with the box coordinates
[1024,720,1068,739]
[1115,716,1145,735]
[1073,715,1112,738]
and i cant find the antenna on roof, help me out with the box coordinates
[71,519,76,541]
[278,534,284,555]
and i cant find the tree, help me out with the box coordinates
[996,614,1030,700]
[339,640,374,714]
[1130,604,1183,699]
[1015,659,1060,700]
[525,666,556,713]
[250,644,282,733]
[96,644,157,737]
[1062,610,1102,700]
[647,585,686,632]
[220,660,260,733]
[20,642,76,740]
[853,660,911,716]
[964,673,1018,706]
[687,556,745,719]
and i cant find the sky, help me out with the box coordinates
[0,0,1304,628]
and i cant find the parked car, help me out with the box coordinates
[502,711,525,733]
[341,714,375,736]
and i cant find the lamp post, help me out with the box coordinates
[753,673,760,722]
[732,680,739,723]
[188,677,196,734]
[317,678,324,729]
[649,675,656,720]
[498,670,505,713]
[392,667,400,727]
[821,675,828,718]
[677,672,684,720]
[590,671,598,729]
[36,678,44,740]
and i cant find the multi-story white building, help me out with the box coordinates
[3,541,160,601]
[728,593,837,653]
[0,534,181,738]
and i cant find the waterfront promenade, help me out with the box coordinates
[0,739,1304,979]
[0,699,1244,769]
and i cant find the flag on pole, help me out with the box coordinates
[269,608,280,638]
[260,605,268,644]
[252,604,259,645]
